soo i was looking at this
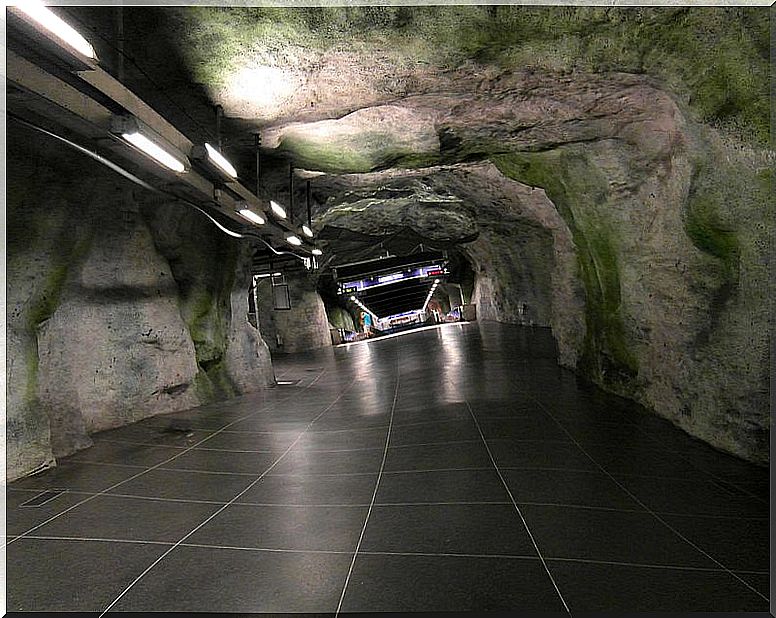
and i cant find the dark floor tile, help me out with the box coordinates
[384,441,491,472]
[614,475,768,518]
[548,560,769,611]
[391,402,473,425]
[62,441,184,468]
[224,416,309,433]
[361,504,534,556]
[160,449,278,474]
[519,504,718,568]
[297,426,387,451]
[140,414,233,431]
[33,494,222,542]
[581,443,710,479]
[388,419,479,446]
[312,414,392,431]
[11,462,141,493]
[340,554,567,611]
[200,430,298,450]
[6,489,91,535]
[477,417,570,442]
[658,437,770,485]
[735,572,770,599]
[270,447,384,475]
[504,468,641,509]
[7,538,169,611]
[106,468,254,502]
[235,472,378,505]
[466,399,543,419]
[661,514,769,572]
[488,439,595,471]
[92,424,215,447]
[714,478,769,502]
[557,420,660,449]
[112,545,351,612]
[186,503,367,551]
[376,469,508,504]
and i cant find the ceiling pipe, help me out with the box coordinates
[114,7,124,82]
[288,163,294,223]
[254,133,261,198]
[306,180,312,227]
[215,104,223,150]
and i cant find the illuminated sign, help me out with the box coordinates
[338,264,449,295]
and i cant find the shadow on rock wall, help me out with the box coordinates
[6,124,274,481]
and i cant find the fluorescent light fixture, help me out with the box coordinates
[286,235,302,246]
[18,0,96,59]
[237,208,265,225]
[270,200,286,219]
[350,295,356,301]
[204,143,237,179]
[302,224,313,238]
[311,248,323,256]
[434,279,440,284]
[122,132,186,173]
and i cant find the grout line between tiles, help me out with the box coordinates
[16,535,767,578]
[7,367,329,546]
[98,370,358,615]
[527,393,770,604]
[464,400,571,614]
[335,351,401,615]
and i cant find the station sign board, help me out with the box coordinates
[338,264,448,295]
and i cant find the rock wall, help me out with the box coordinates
[256,271,333,354]
[492,123,772,464]
[300,94,770,463]
[6,124,275,481]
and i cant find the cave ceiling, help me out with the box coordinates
[64,6,770,269]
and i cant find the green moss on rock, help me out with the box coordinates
[172,6,769,144]
[492,149,639,387]
[683,159,742,283]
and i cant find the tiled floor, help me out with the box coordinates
[5,322,770,612]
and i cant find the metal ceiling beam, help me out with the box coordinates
[6,31,314,256]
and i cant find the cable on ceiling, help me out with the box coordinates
[8,112,308,261]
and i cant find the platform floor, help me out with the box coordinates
[6,322,770,612]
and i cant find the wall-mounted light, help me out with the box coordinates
[237,208,265,225]
[286,235,302,246]
[203,143,238,179]
[111,115,188,173]
[17,0,97,60]
[270,200,287,219]
[302,224,313,238]
[311,248,323,256]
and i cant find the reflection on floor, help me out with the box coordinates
[6,322,769,612]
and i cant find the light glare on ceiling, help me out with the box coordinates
[311,248,323,256]
[19,0,96,59]
[302,224,313,237]
[286,235,302,246]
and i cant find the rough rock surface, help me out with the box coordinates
[14,6,772,467]
[256,271,333,354]
[314,163,585,367]
[273,78,771,463]
[6,125,276,481]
